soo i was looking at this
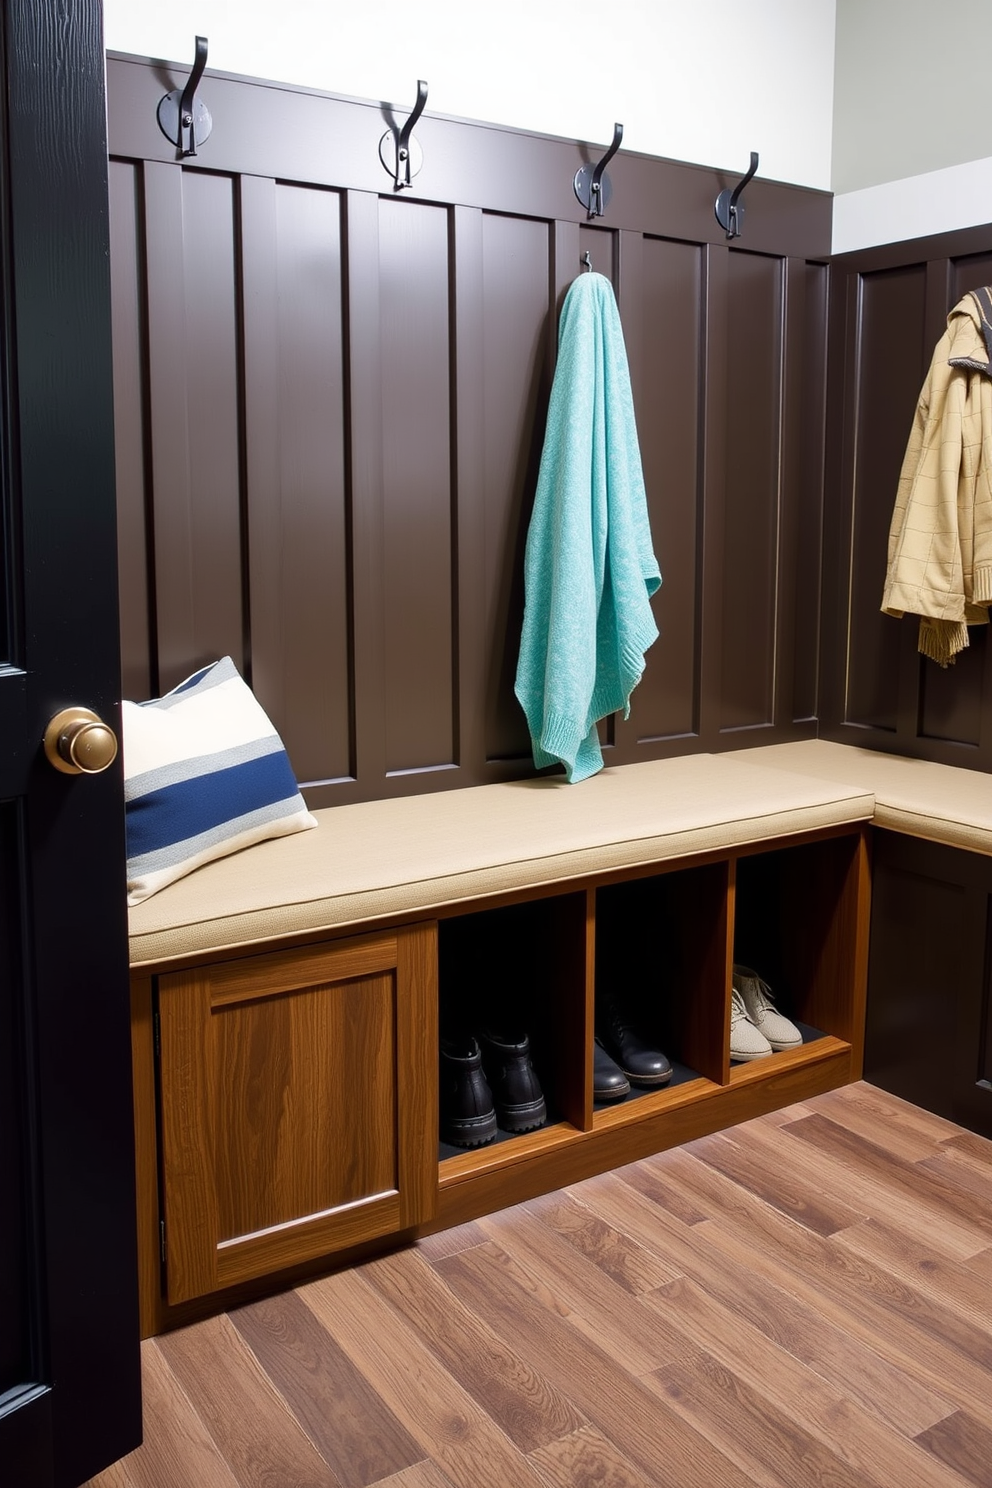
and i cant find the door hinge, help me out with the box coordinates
[159,1218,167,1264]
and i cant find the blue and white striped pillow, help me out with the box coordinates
[123,657,317,905]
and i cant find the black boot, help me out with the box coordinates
[596,990,673,1087]
[478,1029,547,1133]
[439,1036,498,1146]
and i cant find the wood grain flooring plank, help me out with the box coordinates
[644,1276,973,1488]
[372,1463,458,1488]
[611,1155,710,1227]
[414,1221,488,1262]
[660,1142,992,1392]
[436,1238,761,1488]
[689,1204,992,1426]
[916,1410,992,1488]
[300,1263,554,1488]
[782,1113,992,1241]
[680,1124,868,1235]
[963,1247,992,1285]
[750,1101,819,1128]
[156,1313,342,1488]
[652,1354,871,1488]
[834,1218,992,1329]
[810,1081,962,1159]
[475,1200,684,1375]
[523,1189,683,1293]
[649,1349,949,1488]
[84,1336,246,1488]
[940,1130,992,1166]
[723,1108,992,1232]
[791,1097,948,1164]
[361,1247,586,1453]
[528,1424,660,1488]
[589,1166,955,1438]
[675,1120,986,1260]
[230,1290,426,1487]
[832,1083,969,1136]
[81,1467,134,1488]
[919,1146,992,1203]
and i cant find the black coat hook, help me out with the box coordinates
[574,123,623,218]
[379,80,428,190]
[157,36,213,158]
[715,151,759,239]
[582,251,593,272]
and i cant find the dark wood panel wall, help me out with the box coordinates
[823,225,992,769]
[106,53,831,808]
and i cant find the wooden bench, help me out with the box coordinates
[129,748,899,1336]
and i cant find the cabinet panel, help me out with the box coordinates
[210,972,397,1240]
[867,831,992,1138]
[157,924,437,1303]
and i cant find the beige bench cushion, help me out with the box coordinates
[128,752,873,968]
[730,739,992,857]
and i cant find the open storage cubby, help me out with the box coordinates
[732,831,866,1068]
[437,891,589,1157]
[435,825,868,1193]
[594,861,730,1106]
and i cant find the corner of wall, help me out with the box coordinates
[832,157,992,256]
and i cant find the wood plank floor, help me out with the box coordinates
[85,1082,992,1488]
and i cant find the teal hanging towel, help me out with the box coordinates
[514,271,661,782]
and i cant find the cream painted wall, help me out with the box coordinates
[102,0,837,191]
[832,0,992,196]
[832,157,992,255]
[831,0,992,252]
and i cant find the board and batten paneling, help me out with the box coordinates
[243,178,350,788]
[720,248,784,734]
[823,224,992,769]
[107,52,830,807]
[621,232,703,746]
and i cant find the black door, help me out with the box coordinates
[0,3,141,1485]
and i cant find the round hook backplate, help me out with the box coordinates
[379,130,423,185]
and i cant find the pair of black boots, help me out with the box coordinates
[594,989,673,1102]
[439,1030,546,1147]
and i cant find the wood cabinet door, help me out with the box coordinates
[157,924,437,1304]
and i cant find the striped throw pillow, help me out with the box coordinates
[123,656,317,905]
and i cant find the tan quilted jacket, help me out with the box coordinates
[881,291,992,665]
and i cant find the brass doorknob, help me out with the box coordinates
[44,707,119,775]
